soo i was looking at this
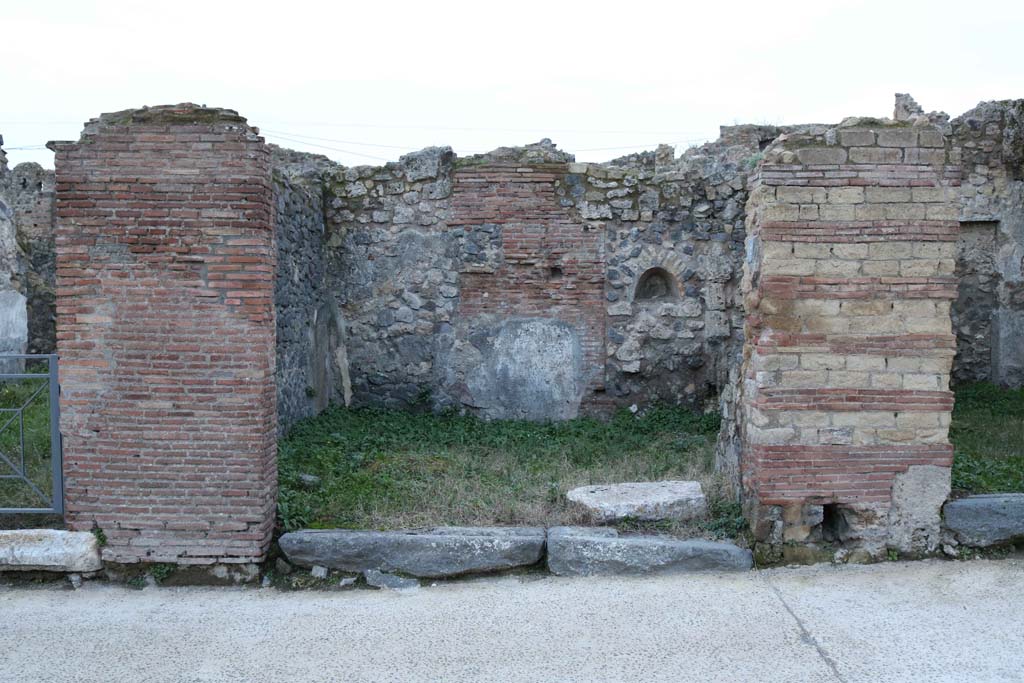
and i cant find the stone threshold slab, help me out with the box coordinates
[278,527,547,579]
[280,525,754,581]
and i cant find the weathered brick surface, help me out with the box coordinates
[735,120,960,551]
[453,163,607,408]
[50,105,276,564]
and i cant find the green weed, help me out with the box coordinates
[277,404,727,535]
[950,383,1024,494]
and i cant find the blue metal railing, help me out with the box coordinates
[0,354,62,515]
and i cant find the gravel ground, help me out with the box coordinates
[1,558,1022,682]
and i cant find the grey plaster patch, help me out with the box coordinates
[462,318,584,421]
[0,289,26,372]
[992,308,1024,386]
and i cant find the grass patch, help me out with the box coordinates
[0,361,57,518]
[278,404,735,538]
[950,382,1024,494]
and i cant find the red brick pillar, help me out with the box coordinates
[50,105,276,566]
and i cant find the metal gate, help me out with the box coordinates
[0,355,62,514]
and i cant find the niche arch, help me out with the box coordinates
[634,267,679,301]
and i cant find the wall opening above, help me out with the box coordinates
[634,267,679,302]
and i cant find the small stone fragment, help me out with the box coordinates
[298,474,321,490]
[311,565,328,579]
[364,569,419,590]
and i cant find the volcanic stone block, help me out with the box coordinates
[279,527,546,578]
[944,494,1024,547]
[546,527,752,576]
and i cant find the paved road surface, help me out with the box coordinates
[2,559,1022,682]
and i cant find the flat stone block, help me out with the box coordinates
[279,527,545,578]
[918,130,945,148]
[546,527,752,576]
[566,481,707,523]
[877,128,918,148]
[850,147,903,164]
[944,494,1024,547]
[0,530,102,572]
[838,129,876,147]
[795,147,847,165]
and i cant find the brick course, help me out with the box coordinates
[50,105,276,565]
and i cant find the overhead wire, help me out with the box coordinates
[255,120,709,136]
[259,129,422,151]
[4,124,717,161]
[261,128,715,160]
[261,133,395,162]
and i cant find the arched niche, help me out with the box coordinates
[634,267,679,302]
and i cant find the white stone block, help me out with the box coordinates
[0,530,102,572]
[566,481,707,523]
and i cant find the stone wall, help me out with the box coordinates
[0,137,43,361]
[316,145,460,412]
[2,161,56,355]
[732,111,960,556]
[267,101,1024,425]
[9,95,1024,433]
[273,132,773,420]
[52,105,278,565]
[598,128,775,410]
[951,99,1024,386]
[273,170,349,431]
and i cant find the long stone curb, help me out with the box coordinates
[279,526,753,580]
[278,527,547,579]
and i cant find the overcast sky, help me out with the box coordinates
[2,0,1022,169]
